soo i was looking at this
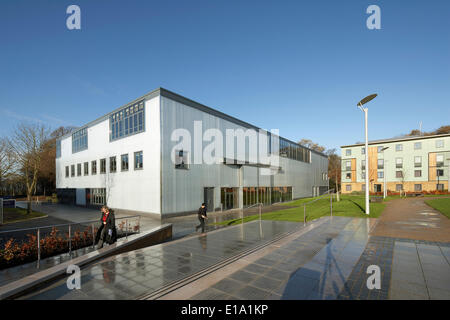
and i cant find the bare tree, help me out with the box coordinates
[298,139,326,153]
[10,123,49,214]
[0,137,15,196]
[326,149,341,201]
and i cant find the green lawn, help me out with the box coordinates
[425,198,450,219]
[215,195,385,226]
[1,207,46,224]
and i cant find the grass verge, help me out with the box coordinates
[425,198,450,219]
[1,207,46,224]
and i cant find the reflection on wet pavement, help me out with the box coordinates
[20,220,300,300]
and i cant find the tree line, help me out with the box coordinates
[0,123,74,213]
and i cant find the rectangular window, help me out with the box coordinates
[361,160,366,170]
[396,184,403,191]
[414,170,422,177]
[346,149,351,156]
[56,140,61,158]
[121,154,129,171]
[345,160,351,171]
[437,184,444,191]
[71,165,75,177]
[378,171,384,179]
[414,156,422,167]
[378,159,384,169]
[396,144,403,151]
[437,169,444,177]
[84,162,89,176]
[72,128,88,153]
[346,185,352,191]
[436,154,444,167]
[110,101,145,141]
[100,159,106,174]
[436,140,444,148]
[361,147,365,155]
[414,184,422,192]
[396,158,403,168]
[65,166,69,178]
[361,171,366,179]
[77,163,81,176]
[110,156,117,173]
[396,171,403,178]
[175,150,189,169]
[346,172,352,179]
[134,151,143,170]
[377,146,384,153]
[414,142,422,150]
[91,160,97,175]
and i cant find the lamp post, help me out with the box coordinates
[357,94,377,215]
[380,146,389,199]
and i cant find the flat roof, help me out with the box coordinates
[58,87,327,158]
[341,133,450,148]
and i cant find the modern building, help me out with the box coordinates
[341,133,450,194]
[56,88,329,217]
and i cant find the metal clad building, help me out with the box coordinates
[56,88,329,217]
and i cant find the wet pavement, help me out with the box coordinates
[19,220,300,300]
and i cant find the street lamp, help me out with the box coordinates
[380,146,389,199]
[357,93,377,215]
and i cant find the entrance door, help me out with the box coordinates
[374,184,382,192]
[204,187,214,212]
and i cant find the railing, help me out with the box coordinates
[301,189,335,226]
[0,215,141,269]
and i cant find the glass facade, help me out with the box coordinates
[72,128,88,153]
[278,137,311,163]
[110,100,145,141]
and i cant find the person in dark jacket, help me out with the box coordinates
[95,205,117,249]
[195,203,207,233]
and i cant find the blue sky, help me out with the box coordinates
[0,0,449,153]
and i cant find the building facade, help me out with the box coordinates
[341,134,450,194]
[56,88,329,217]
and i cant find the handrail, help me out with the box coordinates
[0,215,140,235]
[302,189,335,206]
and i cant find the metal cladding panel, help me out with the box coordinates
[160,96,329,214]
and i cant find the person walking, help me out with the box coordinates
[95,205,117,249]
[195,203,207,233]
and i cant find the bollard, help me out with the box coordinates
[37,228,40,269]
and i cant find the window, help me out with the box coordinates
[91,160,97,175]
[346,185,352,191]
[378,171,384,179]
[110,156,117,173]
[437,169,444,177]
[91,188,106,205]
[71,165,75,177]
[361,160,366,170]
[345,160,351,171]
[65,166,69,178]
[361,147,365,155]
[436,140,444,148]
[346,149,351,156]
[121,154,129,171]
[414,170,422,177]
[377,146,384,153]
[278,138,311,163]
[436,154,444,167]
[56,140,61,158]
[110,100,145,141]
[378,159,384,169]
[362,184,366,192]
[414,142,422,150]
[414,184,422,192]
[346,173,352,179]
[100,159,106,174]
[396,144,403,152]
[175,150,189,169]
[72,128,88,153]
[396,158,403,168]
[77,163,81,176]
[396,184,403,191]
[414,156,422,167]
[134,151,143,170]
[361,171,366,179]
[84,162,89,176]
[396,171,403,178]
[437,184,444,191]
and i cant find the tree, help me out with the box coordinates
[10,123,49,214]
[298,139,326,153]
[326,149,341,201]
[0,137,15,196]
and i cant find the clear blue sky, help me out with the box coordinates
[1,0,449,153]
